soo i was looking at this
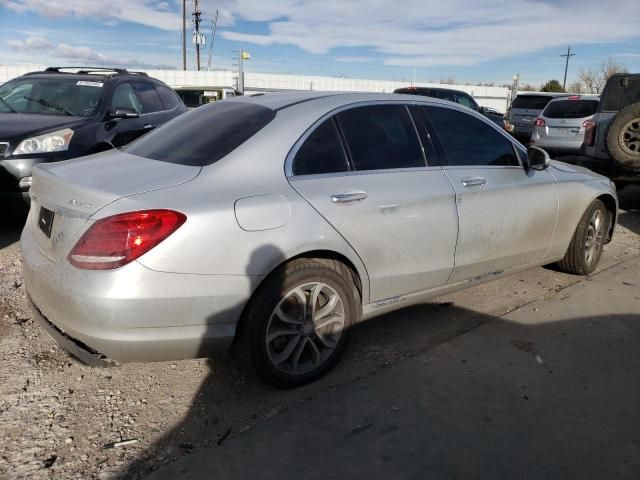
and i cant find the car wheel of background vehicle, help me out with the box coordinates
[557,199,609,276]
[606,102,640,172]
[235,258,358,388]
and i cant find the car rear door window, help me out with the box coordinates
[156,85,181,110]
[110,83,142,114]
[425,106,519,167]
[336,104,425,171]
[293,118,349,175]
[133,82,165,113]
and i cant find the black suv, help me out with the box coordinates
[394,86,505,127]
[0,67,188,213]
[580,73,640,186]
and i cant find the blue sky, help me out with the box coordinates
[1,0,639,87]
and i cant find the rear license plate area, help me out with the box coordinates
[38,207,55,238]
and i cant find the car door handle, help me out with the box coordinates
[143,124,154,130]
[461,177,487,187]
[331,191,368,204]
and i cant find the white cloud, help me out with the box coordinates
[8,35,174,69]
[212,0,640,66]
[335,56,375,63]
[3,0,181,30]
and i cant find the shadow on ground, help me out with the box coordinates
[120,299,640,478]
[0,215,26,250]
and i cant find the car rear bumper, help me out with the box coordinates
[22,224,257,363]
[532,137,583,155]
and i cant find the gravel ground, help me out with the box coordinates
[1,188,638,479]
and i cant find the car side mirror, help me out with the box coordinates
[526,146,551,171]
[110,107,139,119]
[478,106,486,114]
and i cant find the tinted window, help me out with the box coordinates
[426,106,519,167]
[110,83,142,113]
[510,95,557,110]
[133,82,164,113]
[293,119,348,175]
[337,105,424,171]
[435,90,457,103]
[543,99,599,119]
[126,102,275,166]
[156,85,181,109]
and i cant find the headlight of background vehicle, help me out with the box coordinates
[13,128,74,155]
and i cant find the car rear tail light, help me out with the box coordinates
[534,118,546,127]
[568,95,581,100]
[69,209,186,270]
[583,120,597,146]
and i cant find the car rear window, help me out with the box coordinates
[125,101,276,166]
[510,95,557,110]
[543,99,599,119]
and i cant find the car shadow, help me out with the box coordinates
[617,185,640,235]
[117,244,492,479]
[0,215,26,250]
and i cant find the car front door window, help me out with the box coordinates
[110,83,142,114]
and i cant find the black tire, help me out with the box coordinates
[235,258,358,388]
[557,199,609,276]
[606,102,640,172]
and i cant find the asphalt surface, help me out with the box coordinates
[151,256,640,480]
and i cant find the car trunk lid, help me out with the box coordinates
[28,150,200,262]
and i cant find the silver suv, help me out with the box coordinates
[505,92,569,143]
[531,95,599,155]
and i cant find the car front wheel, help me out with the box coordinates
[557,199,609,276]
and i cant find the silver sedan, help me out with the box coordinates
[21,92,618,387]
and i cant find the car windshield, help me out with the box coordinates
[510,95,556,110]
[543,99,599,119]
[0,77,105,116]
[126,101,276,166]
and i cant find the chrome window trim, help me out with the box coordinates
[288,165,445,182]
[286,99,441,178]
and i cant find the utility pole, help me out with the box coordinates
[561,46,575,90]
[181,0,186,70]
[193,0,202,71]
[207,10,219,71]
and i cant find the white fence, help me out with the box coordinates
[0,65,511,112]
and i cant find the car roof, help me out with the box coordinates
[228,91,459,111]
[515,92,569,97]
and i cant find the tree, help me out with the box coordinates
[521,83,536,91]
[439,76,455,84]
[578,57,628,93]
[541,79,565,93]
[567,80,584,94]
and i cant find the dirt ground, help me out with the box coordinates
[1,187,638,480]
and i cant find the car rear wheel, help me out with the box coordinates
[556,199,609,276]
[236,258,358,388]
[606,102,640,172]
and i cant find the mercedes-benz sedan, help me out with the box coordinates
[22,92,618,387]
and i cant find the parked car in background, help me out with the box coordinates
[394,86,505,127]
[0,67,187,214]
[581,73,640,186]
[531,95,599,155]
[505,92,569,143]
[174,86,241,108]
[22,92,617,388]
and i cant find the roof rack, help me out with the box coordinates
[39,67,147,77]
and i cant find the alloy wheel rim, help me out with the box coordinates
[266,282,345,375]
[619,118,640,156]
[584,209,604,266]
